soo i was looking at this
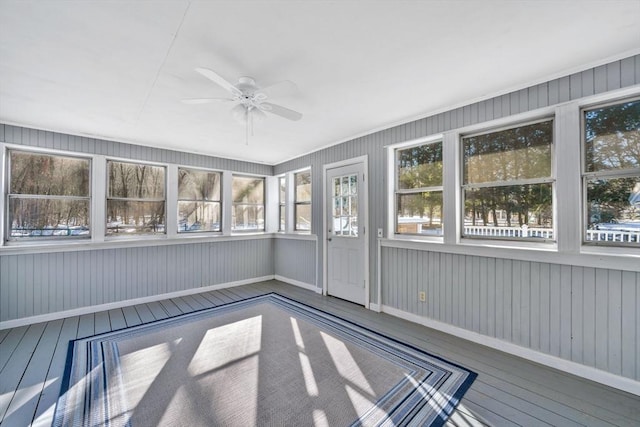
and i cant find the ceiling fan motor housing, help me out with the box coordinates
[236,77,258,94]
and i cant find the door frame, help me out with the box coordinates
[322,155,369,308]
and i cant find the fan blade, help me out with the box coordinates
[260,102,303,121]
[195,67,242,96]
[181,98,234,104]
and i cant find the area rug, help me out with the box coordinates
[53,293,476,426]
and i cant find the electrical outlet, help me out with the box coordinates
[419,291,426,302]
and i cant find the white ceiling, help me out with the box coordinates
[1,1,639,165]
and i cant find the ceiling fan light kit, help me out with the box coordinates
[183,67,302,144]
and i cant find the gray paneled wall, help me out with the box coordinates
[0,238,274,322]
[0,124,273,175]
[274,54,640,304]
[273,55,640,384]
[380,246,639,382]
[274,238,316,286]
[0,123,274,323]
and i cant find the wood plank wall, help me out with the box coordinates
[0,124,274,323]
[274,238,316,286]
[0,124,272,175]
[0,237,274,323]
[273,55,640,382]
[380,247,639,381]
[273,55,640,305]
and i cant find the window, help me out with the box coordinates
[232,175,264,231]
[278,176,286,231]
[6,150,90,240]
[331,173,359,236]
[294,170,311,231]
[177,168,221,233]
[462,119,554,240]
[583,98,640,245]
[106,161,165,235]
[395,141,443,235]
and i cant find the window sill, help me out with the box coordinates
[390,234,444,243]
[580,244,640,258]
[274,233,317,241]
[380,238,639,272]
[0,233,275,256]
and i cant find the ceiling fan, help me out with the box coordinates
[182,67,302,144]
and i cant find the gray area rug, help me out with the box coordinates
[53,293,476,426]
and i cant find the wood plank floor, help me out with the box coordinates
[1,280,638,426]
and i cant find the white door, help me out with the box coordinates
[326,162,366,305]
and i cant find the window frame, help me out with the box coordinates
[177,166,222,234]
[231,174,266,233]
[460,117,556,243]
[5,148,92,243]
[278,175,286,232]
[105,158,167,237]
[580,96,640,247]
[293,169,312,232]
[394,138,444,237]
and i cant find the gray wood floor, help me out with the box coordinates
[0,280,638,426]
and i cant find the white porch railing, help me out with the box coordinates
[586,229,640,243]
[464,225,553,239]
[463,225,640,243]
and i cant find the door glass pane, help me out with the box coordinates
[341,196,349,215]
[331,173,359,238]
[333,197,341,217]
[350,174,358,194]
[341,176,349,195]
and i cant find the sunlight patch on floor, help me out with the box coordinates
[321,331,375,395]
[345,384,390,422]
[313,409,330,427]
[3,377,56,420]
[189,315,262,375]
[290,317,319,396]
[298,352,319,396]
[119,339,179,419]
[405,373,452,419]
[290,316,305,350]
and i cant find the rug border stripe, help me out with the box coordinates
[53,292,477,427]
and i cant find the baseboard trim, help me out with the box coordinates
[0,275,275,330]
[274,275,320,293]
[381,304,640,396]
[368,303,381,312]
